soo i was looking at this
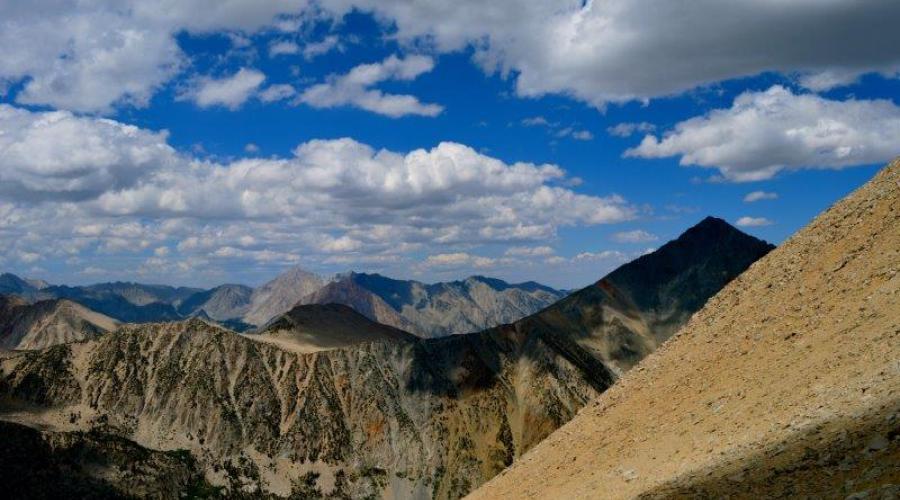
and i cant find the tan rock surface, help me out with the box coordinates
[469,160,900,499]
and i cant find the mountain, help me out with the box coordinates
[243,267,326,326]
[470,162,899,498]
[0,295,118,350]
[0,273,42,295]
[253,303,418,353]
[301,277,421,333]
[177,284,253,321]
[306,273,568,338]
[0,217,771,498]
[34,285,184,324]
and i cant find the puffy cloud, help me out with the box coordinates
[0,104,176,201]
[258,84,297,103]
[422,253,503,270]
[296,54,443,117]
[625,86,900,181]
[0,0,311,112]
[303,35,341,60]
[611,230,657,243]
[743,191,778,203]
[327,0,900,106]
[504,246,555,257]
[607,122,656,138]
[0,104,635,282]
[736,216,773,227]
[521,116,551,127]
[4,1,900,113]
[269,40,301,57]
[180,68,266,110]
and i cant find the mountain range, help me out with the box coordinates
[0,216,773,498]
[2,270,567,339]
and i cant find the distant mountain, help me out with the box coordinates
[304,272,568,337]
[470,161,900,500]
[177,284,253,321]
[0,273,42,295]
[0,295,118,350]
[254,303,418,353]
[0,216,773,498]
[301,277,420,333]
[34,285,183,324]
[242,267,326,326]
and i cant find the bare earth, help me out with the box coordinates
[470,160,900,499]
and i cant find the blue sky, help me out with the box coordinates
[0,1,898,289]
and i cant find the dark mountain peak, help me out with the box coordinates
[601,216,774,312]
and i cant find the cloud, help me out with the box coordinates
[504,246,555,257]
[522,116,551,127]
[573,250,627,262]
[179,68,266,110]
[244,143,260,153]
[0,104,635,282]
[607,122,656,138]
[611,230,658,243]
[423,252,500,269]
[269,40,301,57]
[736,216,773,227]
[297,54,443,117]
[4,2,900,113]
[303,35,341,60]
[258,84,297,103]
[308,1,900,108]
[743,191,778,203]
[0,104,176,201]
[625,86,900,181]
[0,1,312,113]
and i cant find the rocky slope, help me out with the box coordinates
[243,267,327,327]
[469,161,900,499]
[0,296,118,350]
[177,284,254,321]
[320,273,568,338]
[0,218,771,499]
[253,303,418,353]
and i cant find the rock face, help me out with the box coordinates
[469,161,900,499]
[0,296,118,350]
[0,217,771,499]
[177,284,254,321]
[243,267,327,327]
[307,273,568,338]
[254,303,419,353]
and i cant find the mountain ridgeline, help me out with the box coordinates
[1,270,567,338]
[0,217,773,498]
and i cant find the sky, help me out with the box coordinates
[0,1,898,290]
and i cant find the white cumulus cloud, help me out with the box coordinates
[736,216,774,227]
[611,230,658,243]
[744,191,778,203]
[297,54,443,117]
[625,86,900,181]
[180,68,266,110]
